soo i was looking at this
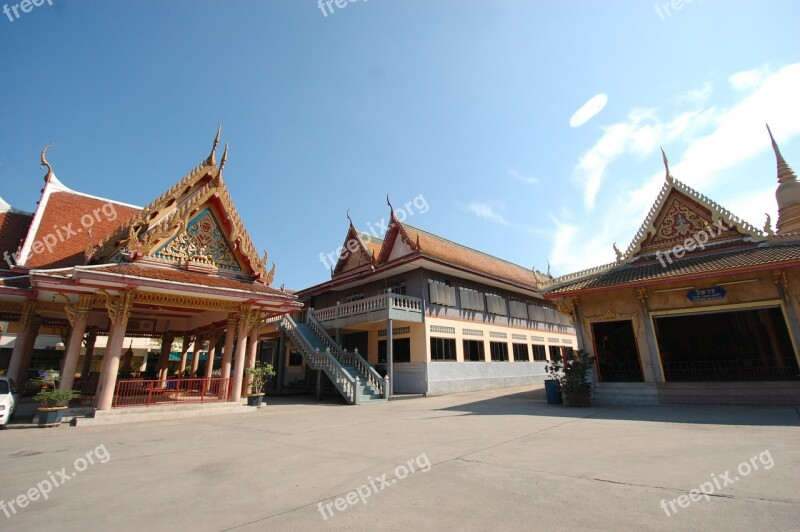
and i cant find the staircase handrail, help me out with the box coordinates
[307,309,387,400]
[280,314,356,404]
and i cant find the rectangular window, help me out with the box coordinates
[428,280,456,306]
[548,345,562,362]
[430,337,457,361]
[462,339,485,362]
[532,344,547,361]
[489,341,509,361]
[345,293,365,303]
[512,343,529,362]
[378,338,411,363]
[288,350,303,366]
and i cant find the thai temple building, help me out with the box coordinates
[0,128,302,416]
[272,204,577,400]
[542,126,800,406]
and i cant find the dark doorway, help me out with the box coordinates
[592,320,643,382]
[654,307,799,381]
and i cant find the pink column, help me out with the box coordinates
[94,294,133,410]
[230,315,249,402]
[157,332,174,384]
[221,318,236,379]
[243,326,259,396]
[179,334,192,375]
[80,327,99,379]
[191,333,203,376]
[59,309,89,391]
[204,332,218,379]
[6,304,38,382]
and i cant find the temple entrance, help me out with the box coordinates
[592,320,643,382]
[654,306,799,382]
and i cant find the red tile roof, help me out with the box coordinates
[399,223,539,289]
[24,191,139,269]
[0,210,33,266]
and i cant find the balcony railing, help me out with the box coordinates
[113,378,231,408]
[314,293,423,326]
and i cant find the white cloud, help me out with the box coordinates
[569,93,608,128]
[466,202,509,225]
[508,168,539,184]
[552,62,800,276]
[729,66,772,91]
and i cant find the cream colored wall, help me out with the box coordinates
[424,315,577,362]
[568,267,800,383]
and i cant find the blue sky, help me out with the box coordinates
[1,0,799,289]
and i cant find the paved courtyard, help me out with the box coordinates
[1,386,798,531]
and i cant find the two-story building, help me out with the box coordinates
[275,204,577,398]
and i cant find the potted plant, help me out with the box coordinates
[244,362,275,407]
[543,357,563,405]
[33,369,80,427]
[559,350,595,407]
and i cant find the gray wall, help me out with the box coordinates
[426,361,548,396]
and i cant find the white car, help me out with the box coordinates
[0,376,19,429]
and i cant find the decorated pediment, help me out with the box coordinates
[333,216,378,276]
[637,189,744,254]
[154,208,242,271]
[86,127,276,285]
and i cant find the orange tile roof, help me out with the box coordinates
[24,191,139,269]
[399,223,539,289]
[0,210,33,264]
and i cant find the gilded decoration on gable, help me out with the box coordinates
[154,209,241,271]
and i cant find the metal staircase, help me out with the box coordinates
[279,310,390,404]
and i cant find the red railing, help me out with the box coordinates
[113,378,232,408]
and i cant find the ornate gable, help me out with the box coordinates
[376,212,420,264]
[87,128,276,284]
[637,189,745,254]
[154,208,242,271]
[332,218,377,276]
[617,151,765,264]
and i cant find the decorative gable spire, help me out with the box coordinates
[206,124,221,166]
[661,147,674,185]
[41,144,55,183]
[219,143,229,174]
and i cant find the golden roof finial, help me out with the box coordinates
[41,144,55,183]
[613,242,622,263]
[207,124,221,166]
[766,124,797,185]
[387,194,397,221]
[219,143,229,174]
[346,208,354,227]
[661,147,674,185]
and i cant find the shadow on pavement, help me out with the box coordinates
[437,388,800,427]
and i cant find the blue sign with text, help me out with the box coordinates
[687,287,726,302]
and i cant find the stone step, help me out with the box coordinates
[74,401,256,426]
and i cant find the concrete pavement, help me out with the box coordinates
[0,385,798,531]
